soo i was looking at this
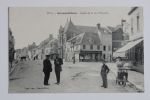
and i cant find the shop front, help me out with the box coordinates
[79,51,102,62]
[113,38,144,66]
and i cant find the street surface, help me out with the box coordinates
[9,60,142,93]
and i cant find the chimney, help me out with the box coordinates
[49,34,53,40]
[97,23,101,29]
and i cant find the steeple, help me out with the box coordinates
[59,25,64,33]
[63,17,75,33]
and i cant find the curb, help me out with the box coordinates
[9,63,18,76]
[110,69,144,92]
[127,81,144,92]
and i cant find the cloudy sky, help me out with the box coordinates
[9,7,131,49]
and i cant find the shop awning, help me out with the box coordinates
[113,38,143,58]
[113,52,126,58]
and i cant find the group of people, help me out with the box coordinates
[100,57,129,88]
[43,55,63,85]
[42,54,128,89]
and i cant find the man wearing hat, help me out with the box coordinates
[43,55,52,85]
[100,60,110,88]
[54,55,63,85]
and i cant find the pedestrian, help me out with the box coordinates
[54,55,63,85]
[43,55,52,85]
[72,56,75,64]
[100,60,110,88]
[116,57,124,80]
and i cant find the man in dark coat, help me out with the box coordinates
[100,60,110,88]
[43,55,52,85]
[54,55,63,85]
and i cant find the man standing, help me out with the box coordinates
[100,60,110,88]
[43,55,52,85]
[54,55,63,85]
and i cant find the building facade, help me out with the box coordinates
[108,20,129,52]
[37,34,59,60]
[127,7,144,65]
[128,7,143,40]
[59,19,112,62]
[27,42,37,60]
[114,7,144,67]
[9,28,15,68]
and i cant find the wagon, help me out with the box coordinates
[116,68,130,87]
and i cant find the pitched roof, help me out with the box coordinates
[128,7,138,15]
[38,38,51,49]
[76,25,98,33]
[63,19,99,35]
[107,25,122,32]
[67,33,85,44]
[81,32,101,45]
[68,32,101,45]
[63,19,111,40]
[63,19,80,34]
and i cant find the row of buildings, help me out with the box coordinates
[57,7,144,66]
[57,18,129,62]
[58,19,112,62]
[15,34,59,61]
[14,19,126,62]
[14,7,144,67]
[9,28,15,68]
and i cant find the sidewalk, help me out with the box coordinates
[9,61,24,76]
[9,61,18,75]
[128,70,144,92]
[107,63,144,92]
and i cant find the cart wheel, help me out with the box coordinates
[124,82,126,87]
[122,79,126,87]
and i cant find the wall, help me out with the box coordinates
[129,7,143,40]
[101,32,112,61]
[80,44,101,51]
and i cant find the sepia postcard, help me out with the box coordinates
[8,7,144,93]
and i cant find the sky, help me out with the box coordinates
[9,7,131,49]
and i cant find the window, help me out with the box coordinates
[103,45,106,51]
[97,45,100,50]
[131,18,134,34]
[83,45,86,49]
[131,27,133,34]
[108,46,111,51]
[103,54,105,60]
[137,16,140,32]
[90,45,93,50]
